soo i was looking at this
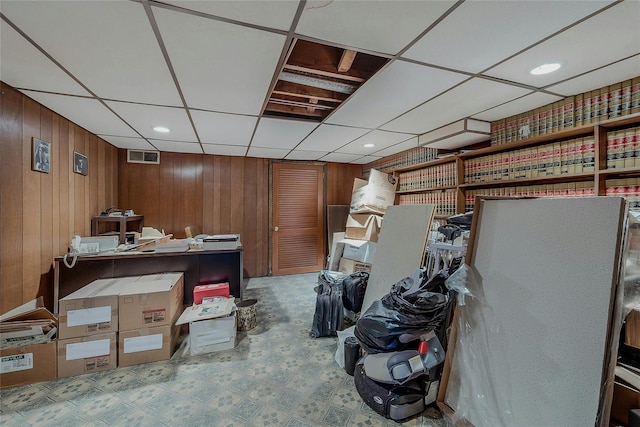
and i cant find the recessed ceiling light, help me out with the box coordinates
[153,126,170,133]
[363,143,375,148]
[529,62,562,75]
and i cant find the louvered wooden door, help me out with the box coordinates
[272,163,324,276]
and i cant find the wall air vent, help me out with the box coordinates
[127,149,160,164]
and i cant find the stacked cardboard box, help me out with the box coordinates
[115,274,183,368]
[331,169,397,274]
[0,298,58,388]
[57,273,184,377]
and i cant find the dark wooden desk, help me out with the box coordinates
[53,248,243,313]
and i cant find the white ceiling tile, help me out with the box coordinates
[0,21,90,96]
[472,92,563,122]
[247,146,290,159]
[153,6,286,114]
[202,144,248,157]
[149,140,203,154]
[546,55,640,97]
[352,155,382,165]
[370,137,419,158]
[285,150,329,161]
[296,124,370,151]
[404,1,613,73]
[160,1,299,31]
[104,101,197,142]
[327,61,468,129]
[1,1,182,106]
[381,78,530,134]
[97,135,155,151]
[190,110,257,146]
[251,118,317,149]
[319,152,361,163]
[296,0,456,55]
[338,131,414,155]
[20,90,139,137]
[485,1,640,88]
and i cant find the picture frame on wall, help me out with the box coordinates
[32,137,51,173]
[74,151,88,176]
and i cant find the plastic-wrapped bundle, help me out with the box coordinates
[310,271,345,338]
[354,269,453,353]
[342,271,369,313]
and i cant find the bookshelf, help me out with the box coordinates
[389,113,640,215]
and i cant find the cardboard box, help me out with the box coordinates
[345,213,383,242]
[350,169,397,215]
[188,316,236,356]
[57,333,117,378]
[1,298,58,388]
[176,299,236,356]
[117,273,184,331]
[58,280,119,339]
[338,257,371,274]
[1,342,57,389]
[118,324,180,367]
[340,238,377,264]
[193,282,230,304]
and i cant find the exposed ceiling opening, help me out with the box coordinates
[263,38,388,122]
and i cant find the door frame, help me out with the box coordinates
[269,161,326,275]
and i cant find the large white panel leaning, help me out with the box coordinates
[360,204,434,314]
[445,197,626,427]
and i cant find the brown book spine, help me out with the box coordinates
[596,86,609,122]
[622,80,633,116]
[624,128,636,169]
[635,127,640,168]
[552,142,562,175]
[632,77,640,114]
[562,96,575,130]
[583,137,595,172]
[560,141,569,174]
[606,130,617,169]
[574,138,583,174]
[608,83,622,119]
[530,147,539,178]
[574,94,584,127]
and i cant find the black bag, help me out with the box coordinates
[354,269,453,353]
[309,271,345,338]
[342,271,369,313]
[354,358,425,421]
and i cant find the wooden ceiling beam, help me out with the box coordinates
[265,102,326,118]
[338,49,357,73]
[272,80,346,103]
[283,64,365,83]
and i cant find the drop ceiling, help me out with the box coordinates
[1,0,639,164]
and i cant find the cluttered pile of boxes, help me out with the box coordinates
[0,273,241,389]
[328,169,397,274]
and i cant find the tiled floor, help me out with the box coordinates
[0,273,447,426]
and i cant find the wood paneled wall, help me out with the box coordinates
[118,153,271,278]
[0,83,119,313]
[119,156,362,279]
[0,82,364,312]
[326,162,363,205]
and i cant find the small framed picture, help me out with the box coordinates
[74,152,88,176]
[32,138,51,173]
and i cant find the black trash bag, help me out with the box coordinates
[310,270,346,338]
[342,271,369,313]
[354,269,453,354]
